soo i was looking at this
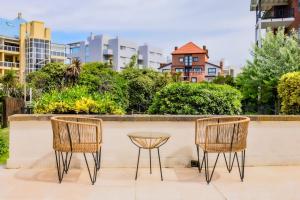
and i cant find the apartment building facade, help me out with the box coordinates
[0,13,68,81]
[68,34,166,71]
[251,0,300,45]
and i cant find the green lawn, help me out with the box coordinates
[0,128,9,164]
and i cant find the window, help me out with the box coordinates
[103,44,109,50]
[179,57,183,62]
[120,46,126,50]
[184,56,192,66]
[194,67,202,73]
[191,77,197,83]
[25,38,50,73]
[175,68,184,72]
[70,47,80,54]
[208,68,217,75]
[193,57,198,62]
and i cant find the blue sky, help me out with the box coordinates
[1,0,255,69]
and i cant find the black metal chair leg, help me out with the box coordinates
[223,152,236,173]
[66,152,72,173]
[149,149,152,174]
[157,148,163,181]
[135,148,141,180]
[196,146,201,173]
[196,146,205,173]
[236,150,246,182]
[83,153,99,185]
[54,151,65,183]
[97,148,102,171]
[204,152,220,184]
[61,152,72,174]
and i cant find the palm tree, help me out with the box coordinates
[65,58,82,86]
[0,69,18,97]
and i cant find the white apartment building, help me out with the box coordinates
[68,34,166,71]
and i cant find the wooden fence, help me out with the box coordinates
[2,97,24,128]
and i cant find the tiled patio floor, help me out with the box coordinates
[0,166,299,200]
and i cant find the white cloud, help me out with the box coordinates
[1,0,256,67]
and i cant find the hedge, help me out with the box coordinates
[278,72,300,114]
[148,83,242,115]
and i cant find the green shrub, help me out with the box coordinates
[0,128,8,162]
[34,86,124,115]
[148,83,242,115]
[0,136,8,157]
[278,72,300,114]
[121,67,172,113]
[79,62,129,110]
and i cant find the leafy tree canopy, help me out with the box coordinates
[236,27,300,114]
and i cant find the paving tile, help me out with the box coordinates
[0,166,299,200]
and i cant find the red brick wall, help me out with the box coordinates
[171,53,206,82]
[289,0,300,30]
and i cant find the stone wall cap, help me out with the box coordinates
[8,114,300,122]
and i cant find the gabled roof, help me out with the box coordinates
[206,61,222,69]
[0,15,27,39]
[172,42,207,55]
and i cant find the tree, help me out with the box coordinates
[236,27,300,114]
[27,63,67,95]
[79,62,129,110]
[121,67,172,113]
[125,55,138,68]
[0,70,23,98]
[65,58,82,86]
[212,75,235,87]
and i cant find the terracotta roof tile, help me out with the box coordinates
[172,42,206,55]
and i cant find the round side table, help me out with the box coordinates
[128,132,170,181]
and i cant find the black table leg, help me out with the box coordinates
[135,147,141,180]
[149,149,152,174]
[157,148,163,181]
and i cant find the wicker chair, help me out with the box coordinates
[51,116,103,184]
[195,116,250,184]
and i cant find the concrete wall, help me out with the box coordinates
[6,115,300,169]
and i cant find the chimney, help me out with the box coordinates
[17,12,22,19]
[220,59,224,75]
[174,46,178,50]
[203,45,206,50]
[220,60,224,68]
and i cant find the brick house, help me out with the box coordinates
[171,42,208,83]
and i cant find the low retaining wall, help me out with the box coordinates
[7,114,300,169]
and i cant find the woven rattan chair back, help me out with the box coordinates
[195,116,250,153]
[51,116,103,153]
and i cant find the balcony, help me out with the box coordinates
[103,49,113,56]
[0,44,20,53]
[0,61,19,68]
[259,7,295,29]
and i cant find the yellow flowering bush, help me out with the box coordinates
[34,86,125,114]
